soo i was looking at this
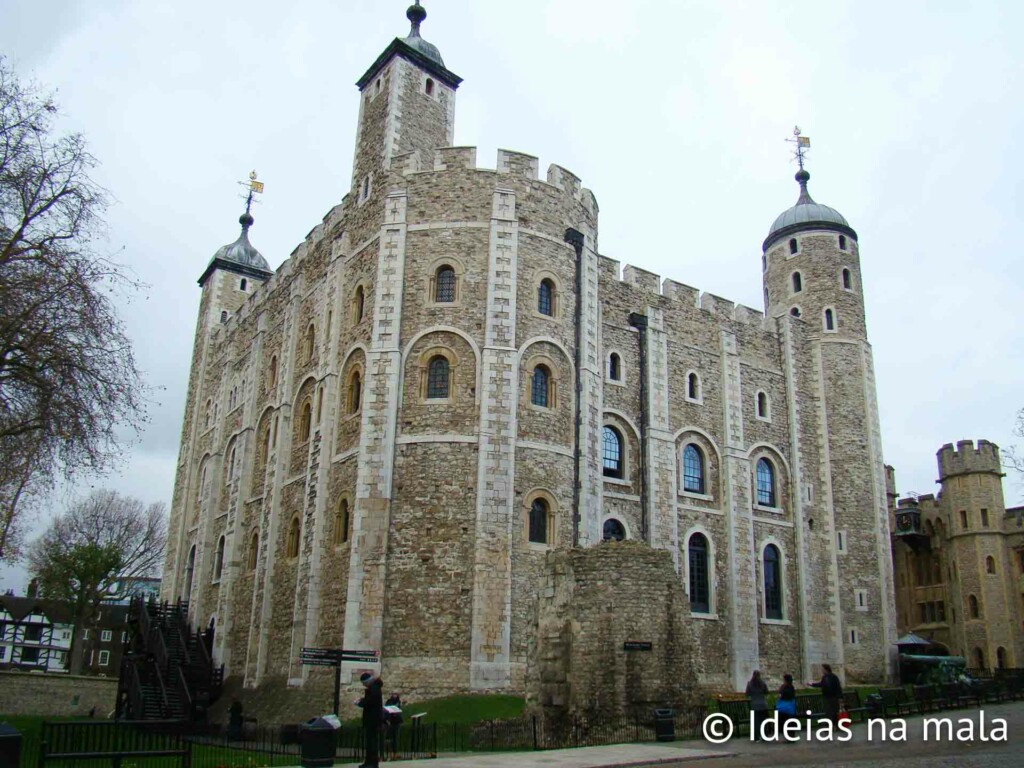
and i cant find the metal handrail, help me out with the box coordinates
[128,660,146,720]
[176,664,194,719]
[152,658,173,717]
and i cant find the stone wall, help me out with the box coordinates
[0,672,117,717]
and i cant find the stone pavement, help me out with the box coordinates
[334,742,730,768]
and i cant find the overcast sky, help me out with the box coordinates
[2,0,1022,591]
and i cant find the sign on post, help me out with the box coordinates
[300,647,380,714]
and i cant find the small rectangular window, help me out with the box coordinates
[960,510,969,529]
[836,530,846,553]
[980,508,989,527]
[101,630,112,642]
[0,646,5,660]
[855,588,868,612]
[849,629,858,645]
[99,650,110,667]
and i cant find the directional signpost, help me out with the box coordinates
[301,647,380,715]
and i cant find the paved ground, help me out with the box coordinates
[334,700,1022,768]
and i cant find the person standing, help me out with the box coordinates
[384,692,403,760]
[357,672,384,768]
[808,664,843,724]
[776,673,797,724]
[746,670,769,740]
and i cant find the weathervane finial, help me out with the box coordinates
[237,170,265,227]
[407,0,427,38]
[786,126,811,171]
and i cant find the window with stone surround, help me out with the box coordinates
[960,510,969,529]
[240,278,247,291]
[756,391,771,421]
[968,594,979,619]
[538,278,555,316]
[352,284,366,324]
[333,498,351,546]
[299,400,312,443]
[790,306,801,318]
[685,371,701,403]
[997,647,1007,669]
[531,365,552,408]
[823,307,836,332]
[220,310,228,324]
[763,543,783,620]
[839,235,847,251]
[608,352,622,382]
[791,272,802,293]
[425,77,435,97]
[526,496,553,546]
[347,369,363,414]
[756,458,777,507]
[986,555,996,574]
[267,355,278,391]
[213,536,225,582]
[247,531,259,571]
[602,518,626,542]
[789,238,798,255]
[682,444,704,494]
[426,355,450,399]
[286,517,301,559]
[973,647,985,669]
[688,533,710,613]
[981,508,990,527]
[842,268,853,290]
[434,265,457,303]
[602,426,623,479]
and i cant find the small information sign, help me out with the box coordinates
[623,641,652,652]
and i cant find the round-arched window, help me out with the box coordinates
[602,518,626,542]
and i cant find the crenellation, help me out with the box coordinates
[546,164,581,197]
[938,439,1003,479]
[699,292,734,317]
[621,264,661,294]
[434,146,477,170]
[496,148,539,179]
[660,279,699,306]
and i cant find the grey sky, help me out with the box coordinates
[2,0,1022,590]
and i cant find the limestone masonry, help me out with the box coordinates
[162,3,898,711]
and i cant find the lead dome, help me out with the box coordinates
[209,212,270,273]
[767,169,849,238]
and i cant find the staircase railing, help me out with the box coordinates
[128,659,146,720]
[175,665,193,720]
[152,658,173,718]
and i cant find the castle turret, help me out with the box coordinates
[761,137,897,683]
[937,440,1020,669]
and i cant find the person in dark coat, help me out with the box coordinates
[808,664,843,724]
[776,673,797,724]
[745,670,770,740]
[356,672,384,768]
[384,692,403,760]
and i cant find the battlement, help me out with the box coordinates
[937,439,1003,479]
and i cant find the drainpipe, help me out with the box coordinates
[628,312,649,542]
[565,228,585,548]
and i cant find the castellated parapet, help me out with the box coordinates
[938,439,1004,480]
[162,5,898,721]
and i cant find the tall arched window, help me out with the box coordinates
[334,499,350,545]
[183,545,196,601]
[247,531,259,571]
[305,324,316,362]
[214,536,225,581]
[300,401,312,442]
[969,594,979,618]
[842,268,852,289]
[763,544,783,619]
[756,458,776,507]
[973,647,985,670]
[608,353,621,381]
[997,646,1007,669]
[688,533,710,614]
[435,266,456,302]
[838,235,847,251]
[528,498,549,544]
[602,426,623,478]
[687,372,700,401]
[792,272,802,293]
[538,279,555,316]
[268,356,278,389]
[427,356,450,399]
[425,78,435,96]
[824,308,835,331]
[682,444,704,494]
[348,370,362,413]
[353,285,365,323]
[531,365,551,407]
[789,238,798,254]
[757,392,769,419]
[986,556,996,574]
[602,518,626,542]
[240,278,248,291]
[286,517,301,559]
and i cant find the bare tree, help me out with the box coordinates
[0,57,147,561]
[27,489,166,674]
[1004,408,1024,527]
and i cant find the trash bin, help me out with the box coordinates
[300,717,339,768]
[0,723,22,768]
[652,708,675,742]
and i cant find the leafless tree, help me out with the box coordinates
[1004,408,1024,526]
[27,489,166,674]
[0,58,147,560]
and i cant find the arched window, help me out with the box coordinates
[969,594,979,619]
[842,268,852,289]
[986,556,996,574]
[757,392,769,420]
[528,498,549,544]
[682,444,704,494]
[300,401,312,442]
[789,238,798,255]
[435,265,456,302]
[790,307,801,318]
[602,426,623,479]
[305,324,315,361]
[756,458,776,507]
[687,372,700,401]
[240,278,248,291]
[425,78,435,96]
[427,356,450,399]
[348,371,362,413]
[247,531,259,571]
[531,365,551,407]
[602,518,626,542]
[353,285,365,323]
[286,517,301,559]
[220,310,228,323]
[824,308,835,331]
[608,353,621,381]
[228,445,237,480]
[183,545,196,601]
[792,272,802,293]
[997,646,1007,669]
[214,536,225,581]
[688,533,710,613]
[838,235,847,251]
[763,544,783,619]
[538,278,555,316]
[268,356,278,389]
[973,647,985,670]
[334,499,350,545]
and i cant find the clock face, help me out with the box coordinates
[897,513,913,531]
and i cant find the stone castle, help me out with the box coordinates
[889,440,1024,669]
[162,2,897,710]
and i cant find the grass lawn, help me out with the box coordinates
[400,694,526,724]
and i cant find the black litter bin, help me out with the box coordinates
[300,717,338,768]
[0,723,22,768]
[652,708,675,742]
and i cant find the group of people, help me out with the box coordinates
[356,671,403,768]
[745,664,845,739]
